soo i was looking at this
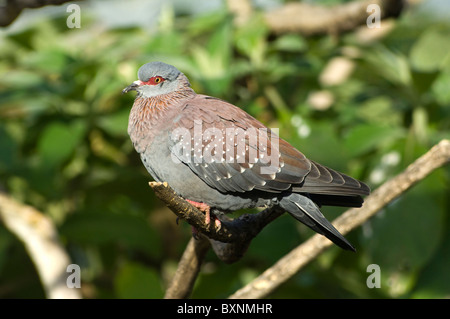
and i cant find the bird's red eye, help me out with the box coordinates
[145,76,165,85]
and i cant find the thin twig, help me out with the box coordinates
[229,139,450,299]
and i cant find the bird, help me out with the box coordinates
[123,61,370,252]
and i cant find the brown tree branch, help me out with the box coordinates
[149,181,284,264]
[0,192,81,299]
[150,181,283,298]
[164,235,211,299]
[227,0,252,27]
[229,139,450,299]
[0,0,80,27]
[264,0,404,36]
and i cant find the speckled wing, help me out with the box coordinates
[168,94,369,198]
[167,95,310,193]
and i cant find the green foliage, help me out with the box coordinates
[0,2,449,299]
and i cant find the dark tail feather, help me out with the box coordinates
[295,161,371,197]
[307,194,364,207]
[279,193,355,252]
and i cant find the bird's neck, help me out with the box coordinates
[131,87,195,122]
[128,87,195,153]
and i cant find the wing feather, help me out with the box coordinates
[168,94,369,197]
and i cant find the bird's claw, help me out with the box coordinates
[214,218,222,231]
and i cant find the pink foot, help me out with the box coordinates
[186,199,221,230]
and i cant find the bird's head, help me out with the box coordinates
[123,61,189,97]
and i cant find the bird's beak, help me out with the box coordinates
[122,80,143,94]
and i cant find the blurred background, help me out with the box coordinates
[0,0,449,299]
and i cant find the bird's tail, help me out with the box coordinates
[279,193,355,251]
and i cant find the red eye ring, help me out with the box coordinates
[144,76,165,85]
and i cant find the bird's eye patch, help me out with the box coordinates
[143,76,165,85]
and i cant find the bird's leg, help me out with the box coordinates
[186,199,221,230]
[186,199,211,223]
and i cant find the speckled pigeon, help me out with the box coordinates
[124,61,370,251]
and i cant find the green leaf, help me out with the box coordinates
[431,70,450,105]
[356,96,401,126]
[207,17,232,63]
[190,16,234,96]
[234,14,268,67]
[410,26,450,72]
[98,108,130,137]
[187,11,229,36]
[27,48,68,73]
[0,70,43,87]
[143,31,185,55]
[114,262,163,298]
[272,34,308,52]
[38,121,86,166]
[344,124,404,156]
[365,46,412,86]
[6,28,37,50]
